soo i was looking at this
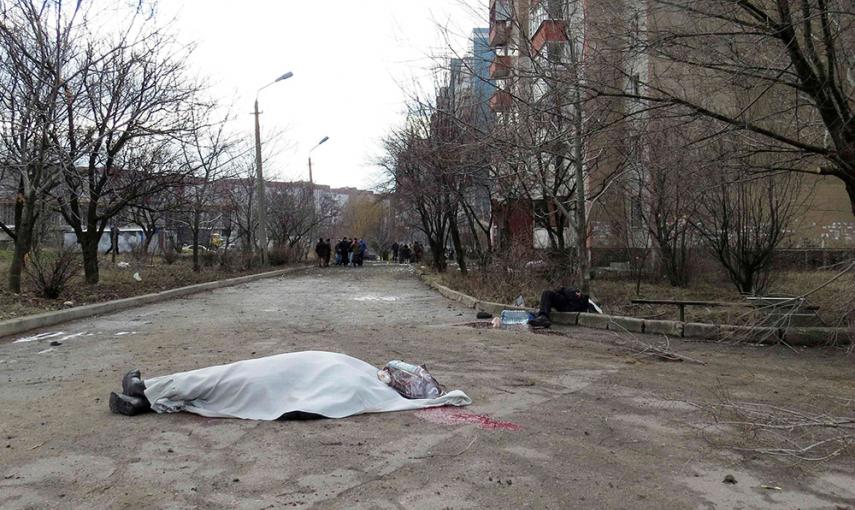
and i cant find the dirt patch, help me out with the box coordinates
[0,254,292,321]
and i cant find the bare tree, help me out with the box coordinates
[599,0,855,217]
[267,182,338,252]
[379,96,460,272]
[637,118,705,287]
[52,8,199,283]
[692,148,807,294]
[177,107,239,272]
[0,0,84,292]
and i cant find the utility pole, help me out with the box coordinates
[253,98,269,266]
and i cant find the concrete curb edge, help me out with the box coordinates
[0,265,310,341]
[417,273,850,346]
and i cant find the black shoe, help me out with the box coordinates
[109,392,151,416]
[528,315,552,329]
[122,369,146,398]
[121,369,139,393]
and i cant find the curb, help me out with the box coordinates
[0,265,310,341]
[417,273,851,347]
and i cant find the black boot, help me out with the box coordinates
[122,369,147,399]
[528,314,552,329]
[109,392,151,416]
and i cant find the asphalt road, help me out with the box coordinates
[1,264,853,509]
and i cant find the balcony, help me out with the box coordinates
[489,55,512,79]
[489,20,509,47]
[489,89,512,112]
[490,0,511,21]
[530,20,567,55]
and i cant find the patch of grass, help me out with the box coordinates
[0,251,284,321]
[437,264,854,326]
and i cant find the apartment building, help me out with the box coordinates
[487,0,855,255]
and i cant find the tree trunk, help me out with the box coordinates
[845,175,855,218]
[8,205,34,293]
[449,219,467,274]
[429,238,447,272]
[81,236,100,284]
[142,231,154,255]
[192,211,201,272]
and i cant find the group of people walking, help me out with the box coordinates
[314,238,432,267]
[390,241,423,264]
[315,237,368,267]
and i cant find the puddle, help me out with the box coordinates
[416,407,523,431]
[114,331,137,336]
[14,331,65,343]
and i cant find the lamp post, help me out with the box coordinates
[307,135,329,184]
[306,136,329,245]
[253,71,293,266]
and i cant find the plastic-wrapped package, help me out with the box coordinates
[377,360,444,399]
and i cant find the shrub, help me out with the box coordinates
[268,246,293,266]
[24,247,80,299]
[240,252,261,270]
[161,246,178,265]
[201,250,217,267]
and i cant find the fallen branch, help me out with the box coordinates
[690,396,855,462]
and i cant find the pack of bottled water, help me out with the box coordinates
[499,310,534,329]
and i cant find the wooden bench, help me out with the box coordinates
[630,296,823,326]
[630,299,742,322]
[744,296,823,327]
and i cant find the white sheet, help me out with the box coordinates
[143,351,471,420]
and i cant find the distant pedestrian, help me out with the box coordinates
[399,244,411,263]
[357,238,367,267]
[413,241,423,263]
[323,239,332,267]
[105,225,121,260]
[314,237,325,267]
[391,242,399,263]
[336,238,349,266]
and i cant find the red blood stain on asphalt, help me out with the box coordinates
[416,407,523,431]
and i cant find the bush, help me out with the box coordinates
[201,250,217,267]
[269,245,301,266]
[24,248,80,299]
[240,252,261,270]
[161,246,178,265]
[219,250,236,272]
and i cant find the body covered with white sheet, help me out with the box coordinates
[143,351,471,420]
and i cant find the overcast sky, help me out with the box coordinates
[161,0,488,191]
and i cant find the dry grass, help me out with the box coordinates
[437,259,855,327]
[0,251,277,321]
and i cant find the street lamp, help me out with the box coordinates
[307,135,329,184]
[306,136,330,246]
[253,71,293,266]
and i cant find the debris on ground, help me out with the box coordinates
[133,272,142,282]
[117,261,130,269]
[476,311,493,320]
[377,360,444,399]
[513,295,526,307]
[723,474,737,484]
[49,341,62,347]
